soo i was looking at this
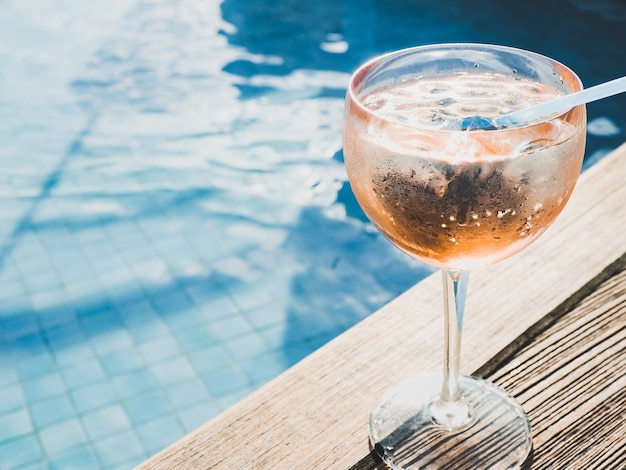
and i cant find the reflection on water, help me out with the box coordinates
[0,0,624,467]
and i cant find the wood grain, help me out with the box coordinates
[136,143,626,470]
[350,253,626,470]
[492,257,626,469]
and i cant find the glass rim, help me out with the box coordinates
[347,42,585,132]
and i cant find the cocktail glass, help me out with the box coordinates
[343,44,586,469]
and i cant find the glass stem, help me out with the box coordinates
[431,269,472,429]
[441,269,469,403]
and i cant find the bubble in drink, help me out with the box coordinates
[344,72,586,270]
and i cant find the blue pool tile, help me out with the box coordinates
[216,388,251,411]
[12,462,50,470]
[164,378,211,409]
[159,309,204,335]
[177,402,220,433]
[138,336,181,364]
[11,232,47,260]
[150,290,194,316]
[196,296,240,322]
[121,243,160,264]
[291,310,340,340]
[112,369,154,400]
[152,238,194,262]
[0,295,32,315]
[70,381,116,414]
[135,415,185,456]
[13,353,56,381]
[21,373,65,403]
[0,434,43,470]
[24,269,62,295]
[129,260,172,288]
[0,364,18,389]
[309,332,340,350]
[80,308,121,334]
[240,351,286,386]
[63,277,104,304]
[45,322,87,349]
[100,347,143,376]
[0,266,20,290]
[0,408,33,441]
[51,341,96,369]
[101,285,144,310]
[7,333,48,361]
[106,222,146,242]
[29,286,70,312]
[13,255,52,283]
[227,282,276,312]
[209,314,254,341]
[89,328,135,356]
[113,296,156,316]
[61,358,106,389]
[0,315,39,342]
[246,303,286,330]
[96,264,135,289]
[47,445,99,470]
[81,239,120,263]
[223,332,268,361]
[175,327,217,352]
[36,227,73,249]
[149,357,196,386]
[39,418,88,456]
[124,317,171,345]
[257,324,286,350]
[29,395,75,429]
[38,306,77,330]
[8,460,47,470]
[50,259,93,285]
[186,345,232,374]
[182,280,231,304]
[0,279,27,302]
[203,367,250,399]
[282,340,317,367]
[82,404,131,441]
[123,391,171,426]
[92,430,145,469]
[74,226,107,244]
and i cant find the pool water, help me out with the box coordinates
[0,0,624,468]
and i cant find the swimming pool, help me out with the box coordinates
[0,0,624,468]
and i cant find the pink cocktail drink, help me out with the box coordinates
[343,44,587,470]
[344,73,586,270]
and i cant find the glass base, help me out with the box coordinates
[370,373,532,470]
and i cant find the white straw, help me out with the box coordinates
[495,75,626,127]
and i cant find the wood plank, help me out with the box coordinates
[492,255,626,469]
[351,252,626,470]
[136,143,626,470]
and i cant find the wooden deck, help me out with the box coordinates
[136,142,626,470]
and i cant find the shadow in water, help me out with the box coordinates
[220,0,626,367]
[221,0,626,154]
[280,204,431,366]
[0,113,98,270]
